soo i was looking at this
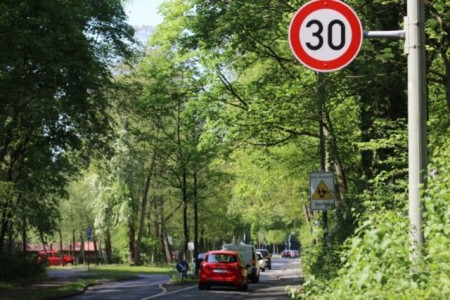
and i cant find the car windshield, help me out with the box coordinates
[207,254,237,263]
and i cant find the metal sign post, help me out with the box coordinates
[367,0,428,257]
[406,0,427,257]
[290,0,427,258]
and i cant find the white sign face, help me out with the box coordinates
[310,172,335,210]
[188,242,194,251]
[300,9,352,61]
[289,0,363,72]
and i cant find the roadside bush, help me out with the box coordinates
[420,145,450,298]
[297,210,427,299]
[0,252,46,281]
[296,140,450,299]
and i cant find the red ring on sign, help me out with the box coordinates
[289,0,363,72]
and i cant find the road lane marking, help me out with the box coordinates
[141,284,196,299]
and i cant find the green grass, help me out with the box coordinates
[0,264,178,300]
[73,263,176,279]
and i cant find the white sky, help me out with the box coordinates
[125,0,165,27]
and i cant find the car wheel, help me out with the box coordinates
[261,267,265,272]
[198,284,205,290]
[240,283,248,291]
[206,284,211,290]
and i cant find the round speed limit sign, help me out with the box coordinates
[289,0,363,72]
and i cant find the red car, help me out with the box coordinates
[281,249,291,258]
[199,250,248,291]
[290,250,300,258]
[37,250,76,266]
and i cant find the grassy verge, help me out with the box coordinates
[0,264,178,300]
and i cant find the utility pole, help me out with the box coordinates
[317,72,328,242]
[364,0,428,256]
[406,0,427,255]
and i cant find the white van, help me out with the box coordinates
[222,243,260,282]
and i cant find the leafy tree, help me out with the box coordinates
[0,0,135,256]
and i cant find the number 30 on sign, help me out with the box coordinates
[289,0,363,72]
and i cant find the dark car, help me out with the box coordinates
[198,250,248,291]
[256,248,271,270]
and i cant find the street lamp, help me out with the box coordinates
[288,232,294,250]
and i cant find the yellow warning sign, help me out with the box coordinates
[312,180,334,200]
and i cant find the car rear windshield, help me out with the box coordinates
[206,254,237,263]
[256,250,268,256]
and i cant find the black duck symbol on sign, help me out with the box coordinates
[312,181,334,200]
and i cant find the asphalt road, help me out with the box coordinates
[67,257,303,300]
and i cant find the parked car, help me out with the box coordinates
[281,249,291,258]
[222,243,260,283]
[256,248,271,270]
[289,250,300,258]
[38,250,76,266]
[198,250,248,291]
[256,251,266,272]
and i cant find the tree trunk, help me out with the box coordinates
[155,194,173,264]
[80,231,85,265]
[134,150,157,266]
[72,229,76,258]
[182,169,189,261]
[163,232,173,263]
[0,201,11,257]
[105,228,112,264]
[127,222,136,265]
[93,236,99,265]
[134,172,151,266]
[21,217,27,253]
[39,231,46,252]
[193,171,200,274]
[59,229,63,266]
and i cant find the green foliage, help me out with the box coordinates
[296,135,450,299]
[3,0,449,297]
[0,0,136,252]
[227,147,304,236]
[266,230,285,246]
[0,253,46,281]
[299,211,414,299]
[420,139,450,298]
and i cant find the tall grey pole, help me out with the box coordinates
[317,72,328,242]
[406,0,427,254]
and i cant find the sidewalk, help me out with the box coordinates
[246,258,304,299]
